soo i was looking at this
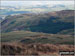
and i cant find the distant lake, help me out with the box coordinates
[0,10,32,15]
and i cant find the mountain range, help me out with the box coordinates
[0,4,74,15]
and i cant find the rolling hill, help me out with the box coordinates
[1,10,74,35]
[1,31,74,45]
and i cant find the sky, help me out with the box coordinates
[1,1,74,6]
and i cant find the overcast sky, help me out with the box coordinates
[1,1,74,6]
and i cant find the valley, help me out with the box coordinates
[1,10,74,56]
[0,1,74,56]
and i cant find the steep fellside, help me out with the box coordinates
[1,10,74,34]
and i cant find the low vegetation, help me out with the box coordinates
[1,43,74,55]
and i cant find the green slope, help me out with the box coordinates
[1,10,74,34]
[1,31,74,45]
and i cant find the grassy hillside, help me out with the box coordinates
[1,10,74,34]
[1,31,74,45]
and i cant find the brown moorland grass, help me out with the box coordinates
[0,42,74,56]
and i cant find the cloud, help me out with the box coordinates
[1,1,74,6]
